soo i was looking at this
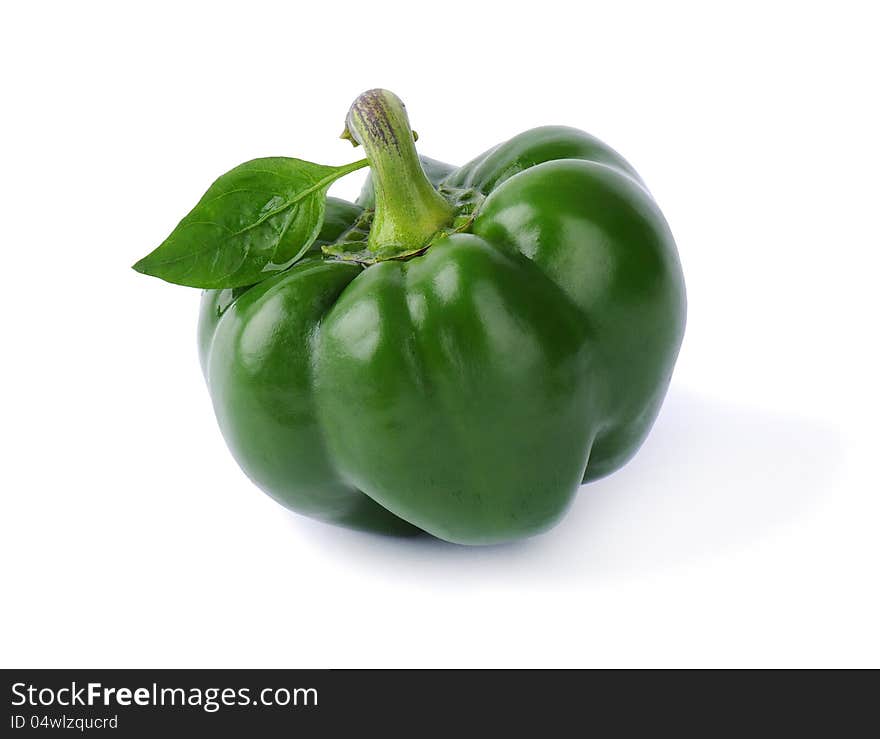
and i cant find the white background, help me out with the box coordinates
[2,1,878,668]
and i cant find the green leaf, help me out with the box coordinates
[133,157,367,288]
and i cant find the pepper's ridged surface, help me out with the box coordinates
[199,108,685,543]
[313,234,595,544]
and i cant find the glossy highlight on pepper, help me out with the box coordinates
[189,88,686,544]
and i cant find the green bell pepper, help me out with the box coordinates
[184,89,685,544]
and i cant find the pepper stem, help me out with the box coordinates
[343,89,453,254]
